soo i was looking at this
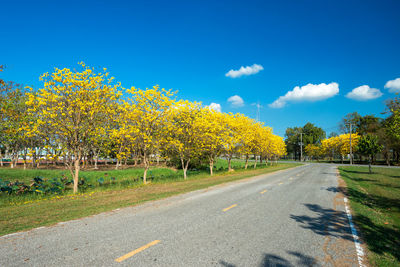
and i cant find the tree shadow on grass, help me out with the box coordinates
[290,203,353,242]
[340,169,372,175]
[353,214,400,262]
[374,183,400,189]
[326,185,400,212]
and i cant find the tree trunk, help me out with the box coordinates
[181,158,190,180]
[228,156,232,171]
[73,152,81,194]
[368,156,372,174]
[253,154,257,169]
[0,152,3,167]
[143,166,148,184]
[209,158,214,176]
[115,159,119,170]
[82,155,86,169]
[31,150,36,168]
[244,154,249,169]
[10,152,17,168]
[94,154,99,169]
[385,152,390,166]
[143,153,149,184]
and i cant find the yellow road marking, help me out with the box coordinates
[115,240,160,263]
[223,204,237,212]
[260,190,267,194]
[279,182,284,185]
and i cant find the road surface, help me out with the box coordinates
[0,164,363,266]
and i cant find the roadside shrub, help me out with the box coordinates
[0,176,93,196]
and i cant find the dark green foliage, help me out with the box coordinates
[285,123,326,160]
[0,176,92,195]
[357,134,383,173]
[97,177,105,185]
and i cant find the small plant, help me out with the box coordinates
[97,177,105,185]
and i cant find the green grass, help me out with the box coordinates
[339,166,400,267]
[0,159,254,201]
[0,159,251,184]
[0,161,299,236]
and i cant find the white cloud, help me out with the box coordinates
[225,64,264,78]
[269,82,339,108]
[208,102,222,112]
[346,85,383,101]
[384,78,400,93]
[227,95,244,107]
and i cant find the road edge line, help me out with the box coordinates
[343,197,366,267]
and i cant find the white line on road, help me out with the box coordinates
[343,197,365,267]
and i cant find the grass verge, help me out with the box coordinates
[338,166,400,267]
[0,163,298,236]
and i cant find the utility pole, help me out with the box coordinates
[300,133,303,162]
[349,123,353,165]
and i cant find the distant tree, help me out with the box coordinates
[302,122,326,145]
[285,123,325,161]
[328,132,338,138]
[357,134,382,173]
[357,115,381,135]
[285,127,302,160]
[386,97,400,141]
[339,112,362,133]
[0,67,30,168]
[305,144,322,161]
[384,97,400,163]
[0,65,5,86]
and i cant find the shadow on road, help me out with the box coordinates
[300,184,400,263]
[290,203,353,242]
[219,250,315,267]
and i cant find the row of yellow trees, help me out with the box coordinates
[305,133,360,161]
[2,63,286,193]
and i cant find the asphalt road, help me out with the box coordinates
[0,164,362,266]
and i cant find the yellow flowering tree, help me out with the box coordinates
[26,63,121,193]
[235,115,258,169]
[321,133,359,162]
[197,108,228,175]
[164,100,203,179]
[305,144,322,160]
[0,85,29,168]
[123,85,176,183]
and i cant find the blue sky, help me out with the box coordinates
[1,0,400,136]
